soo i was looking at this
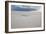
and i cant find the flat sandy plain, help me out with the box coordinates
[11,11,41,29]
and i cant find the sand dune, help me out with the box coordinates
[11,11,41,29]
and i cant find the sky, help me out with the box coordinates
[11,5,41,11]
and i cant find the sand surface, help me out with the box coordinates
[11,11,41,29]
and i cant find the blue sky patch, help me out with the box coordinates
[11,5,41,11]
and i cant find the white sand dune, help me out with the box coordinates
[11,11,41,29]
